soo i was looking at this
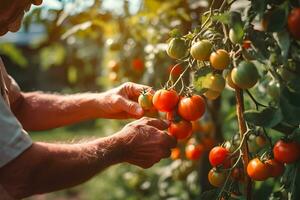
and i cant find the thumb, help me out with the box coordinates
[121,98,144,117]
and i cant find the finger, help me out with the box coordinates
[120,98,144,117]
[123,82,152,99]
[141,118,170,130]
[160,131,177,148]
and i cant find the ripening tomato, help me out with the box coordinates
[210,49,230,70]
[168,64,183,78]
[202,74,226,92]
[266,159,285,177]
[255,135,267,148]
[231,61,259,89]
[209,146,230,168]
[138,92,153,110]
[171,148,181,160]
[226,70,238,89]
[177,95,205,121]
[132,58,144,72]
[208,169,227,187]
[247,158,272,181]
[108,60,120,72]
[288,8,300,40]
[153,89,179,112]
[273,140,300,164]
[167,38,188,59]
[168,120,192,140]
[190,40,213,61]
[203,90,221,100]
[185,144,204,160]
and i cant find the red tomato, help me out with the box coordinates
[247,158,271,181]
[185,144,204,160]
[168,120,192,140]
[288,8,300,40]
[152,89,179,112]
[242,40,251,49]
[171,148,181,160]
[168,64,183,78]
[208,169,226,187]
[266,159,285,177]
[132,58,144,72]
[209,146,230,168]
[273,140,300,164]
[178,95,206,121]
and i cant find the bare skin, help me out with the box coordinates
[13,83,153,131]
[0,1,177,199]
[0,118,176,199]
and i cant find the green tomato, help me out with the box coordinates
[167,38,188,59]
[231,61,259,89]
[190,40,213,61]
[267,80,281,100]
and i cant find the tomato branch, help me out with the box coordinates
[235,88,252,200]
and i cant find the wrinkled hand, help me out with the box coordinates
[115,117,177,168]
[99,82,152,119]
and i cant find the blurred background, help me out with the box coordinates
[0,0,284,199]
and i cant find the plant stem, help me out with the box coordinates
[235,88,252,200]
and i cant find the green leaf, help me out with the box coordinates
[280,88,300,125]
[244,107,283,128]
[212,12,230,24]
[265,4,288,32]
[0,43,28,68]
[169,29,182,38]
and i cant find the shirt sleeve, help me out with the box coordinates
[0,96,32,168]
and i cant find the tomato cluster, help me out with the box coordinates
[247,139,299,181]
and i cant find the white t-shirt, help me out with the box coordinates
[0,57,32,168]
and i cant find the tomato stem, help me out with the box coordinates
[235,88,252,200]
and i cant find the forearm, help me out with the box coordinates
[0,135,124,199]
[13,92,104,131]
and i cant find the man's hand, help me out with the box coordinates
[114,117,177,168]
[98,82,153,119]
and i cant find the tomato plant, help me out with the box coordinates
[288,8,300,40]
[167,38,188,59]
[177,95,205,121]
[247,158,271,181]
[209,146,230,168]
[168,120,192,140]
[138,91,153,110]
[185,144,204,160]
[208,169,226,187]
[231,61,259,89]
[273,140,300,164]
[152,89,179,112]
[190,40,213,61]
[266,159,285,178]
[171,148,181,160]
[209,49,230,70]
